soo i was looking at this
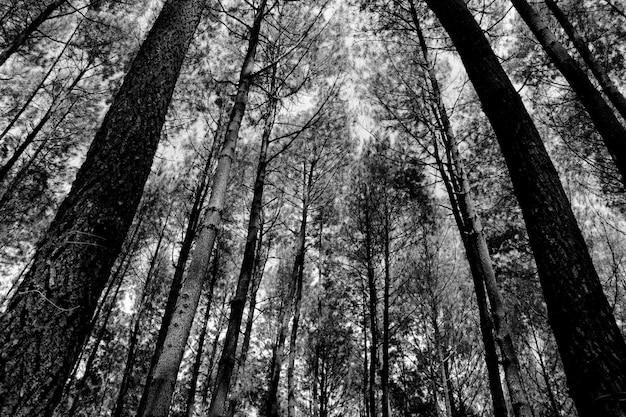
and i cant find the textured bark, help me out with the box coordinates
[136,95,225,417]
[0,1,202,414]
[425,1,626,415]
[544,0,626,122]
[510,0,626,187]
[139,3,265,415]
[0,0,67,67]
[207,54,274,417]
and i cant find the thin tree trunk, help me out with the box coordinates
[544,0,626,122]
[510,0,626,187]
[185,268,220,417]
[287,204,308,417]
[136,97,224,417]
[139,4,266,415]
[0,0,67,67]
[412,7,530,412]
[0,0,203,414]
[425,1,626,415]
[362,291,370,417]
[381,196,391,417]
[0,63,89,184]
[431,305,453,417]
[363,186,378,417]
[112,214,169,417]
[227,224,269,417]
[208,61,275,417]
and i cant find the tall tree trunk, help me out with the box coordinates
[208,64,275,417]
[0,63,90,184]
[287,205,308,417]
[424,1,626,415]
[0,0,67,67]
[381,196,391,417]
[0,1,203,413]
[510,0,626,187]
[185,268,220,417]
[411,6,530,414]
[136,96,224,417]
[139,4,266,415]
[227,224,270,417]
[112,214,169,417]
[362,291,370,417]
[544,0,626,122]
[431,305,453,417]
[363,186,378,417]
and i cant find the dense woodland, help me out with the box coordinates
[1,0,626,416]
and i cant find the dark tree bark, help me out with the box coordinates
[381,192,391,417]
[363,186,378,417]
[139,3,266,415]
[510,0,626,187]
[0,0,67,67]
[0,1,203,414]
[424,1,626,416]
[207,59,275,417]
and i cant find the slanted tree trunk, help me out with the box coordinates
[0,1,203,414]
[411,6,530,414]
[139,3,266,416]
[207,58,275,417]
[112,213,169,417]
[136,96,225,417]
[185,268,220,417]
[424,1,626,415]
[510,0,626,187]
[0,0,67,67]
[544,0,626,122]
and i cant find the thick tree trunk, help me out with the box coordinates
[0,1,202,414]
[139,4,265,416]
[544,0,626,122]
[424,1,626,415]
[0,0,67,67]
[136,95,224,417]
[510,0,626,187]
[207,59,274,417]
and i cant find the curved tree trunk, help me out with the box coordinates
[510,0,626,187]
[424,1,626,416]
[139,3,267,416]
[0,1,203,414]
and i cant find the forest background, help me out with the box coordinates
[1,0,626,417]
